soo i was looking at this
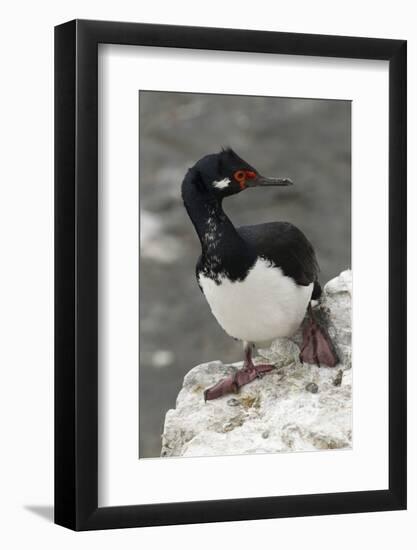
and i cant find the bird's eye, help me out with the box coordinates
[234,170,246,182]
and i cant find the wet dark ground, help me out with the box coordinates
[139,92,351,458]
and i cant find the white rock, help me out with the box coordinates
[161,270,352,458]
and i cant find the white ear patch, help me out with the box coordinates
[212,178,230,189]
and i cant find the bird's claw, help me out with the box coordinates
[204,363,275,401]
[204,375,239,401]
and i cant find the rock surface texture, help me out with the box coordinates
[161,270,352,458]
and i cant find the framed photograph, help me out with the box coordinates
[55,19,406,530]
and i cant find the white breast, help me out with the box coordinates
[199,258,313,344]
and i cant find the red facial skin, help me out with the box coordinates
[233,170,257,190]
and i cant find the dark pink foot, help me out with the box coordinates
[204,363,275,401]
[299,315,338,367]
[203,375,239,401]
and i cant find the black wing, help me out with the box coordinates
[237,222,320,290]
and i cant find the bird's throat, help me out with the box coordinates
[183,184,237,252]
[182,182,255,280]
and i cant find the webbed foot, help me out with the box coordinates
[299,306,338,367]
[204,362,275,401]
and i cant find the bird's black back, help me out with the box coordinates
[237,222,320,290]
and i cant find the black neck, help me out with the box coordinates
[182,171,256,281]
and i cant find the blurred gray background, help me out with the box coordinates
[139,91,351,458]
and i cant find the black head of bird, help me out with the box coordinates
[183,147,292,201]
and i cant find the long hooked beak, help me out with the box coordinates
[247,174,293,187]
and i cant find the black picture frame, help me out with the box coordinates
[55,19,407,531]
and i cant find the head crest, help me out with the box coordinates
[219,146,245,167]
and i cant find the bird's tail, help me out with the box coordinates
[312,280,322,300]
